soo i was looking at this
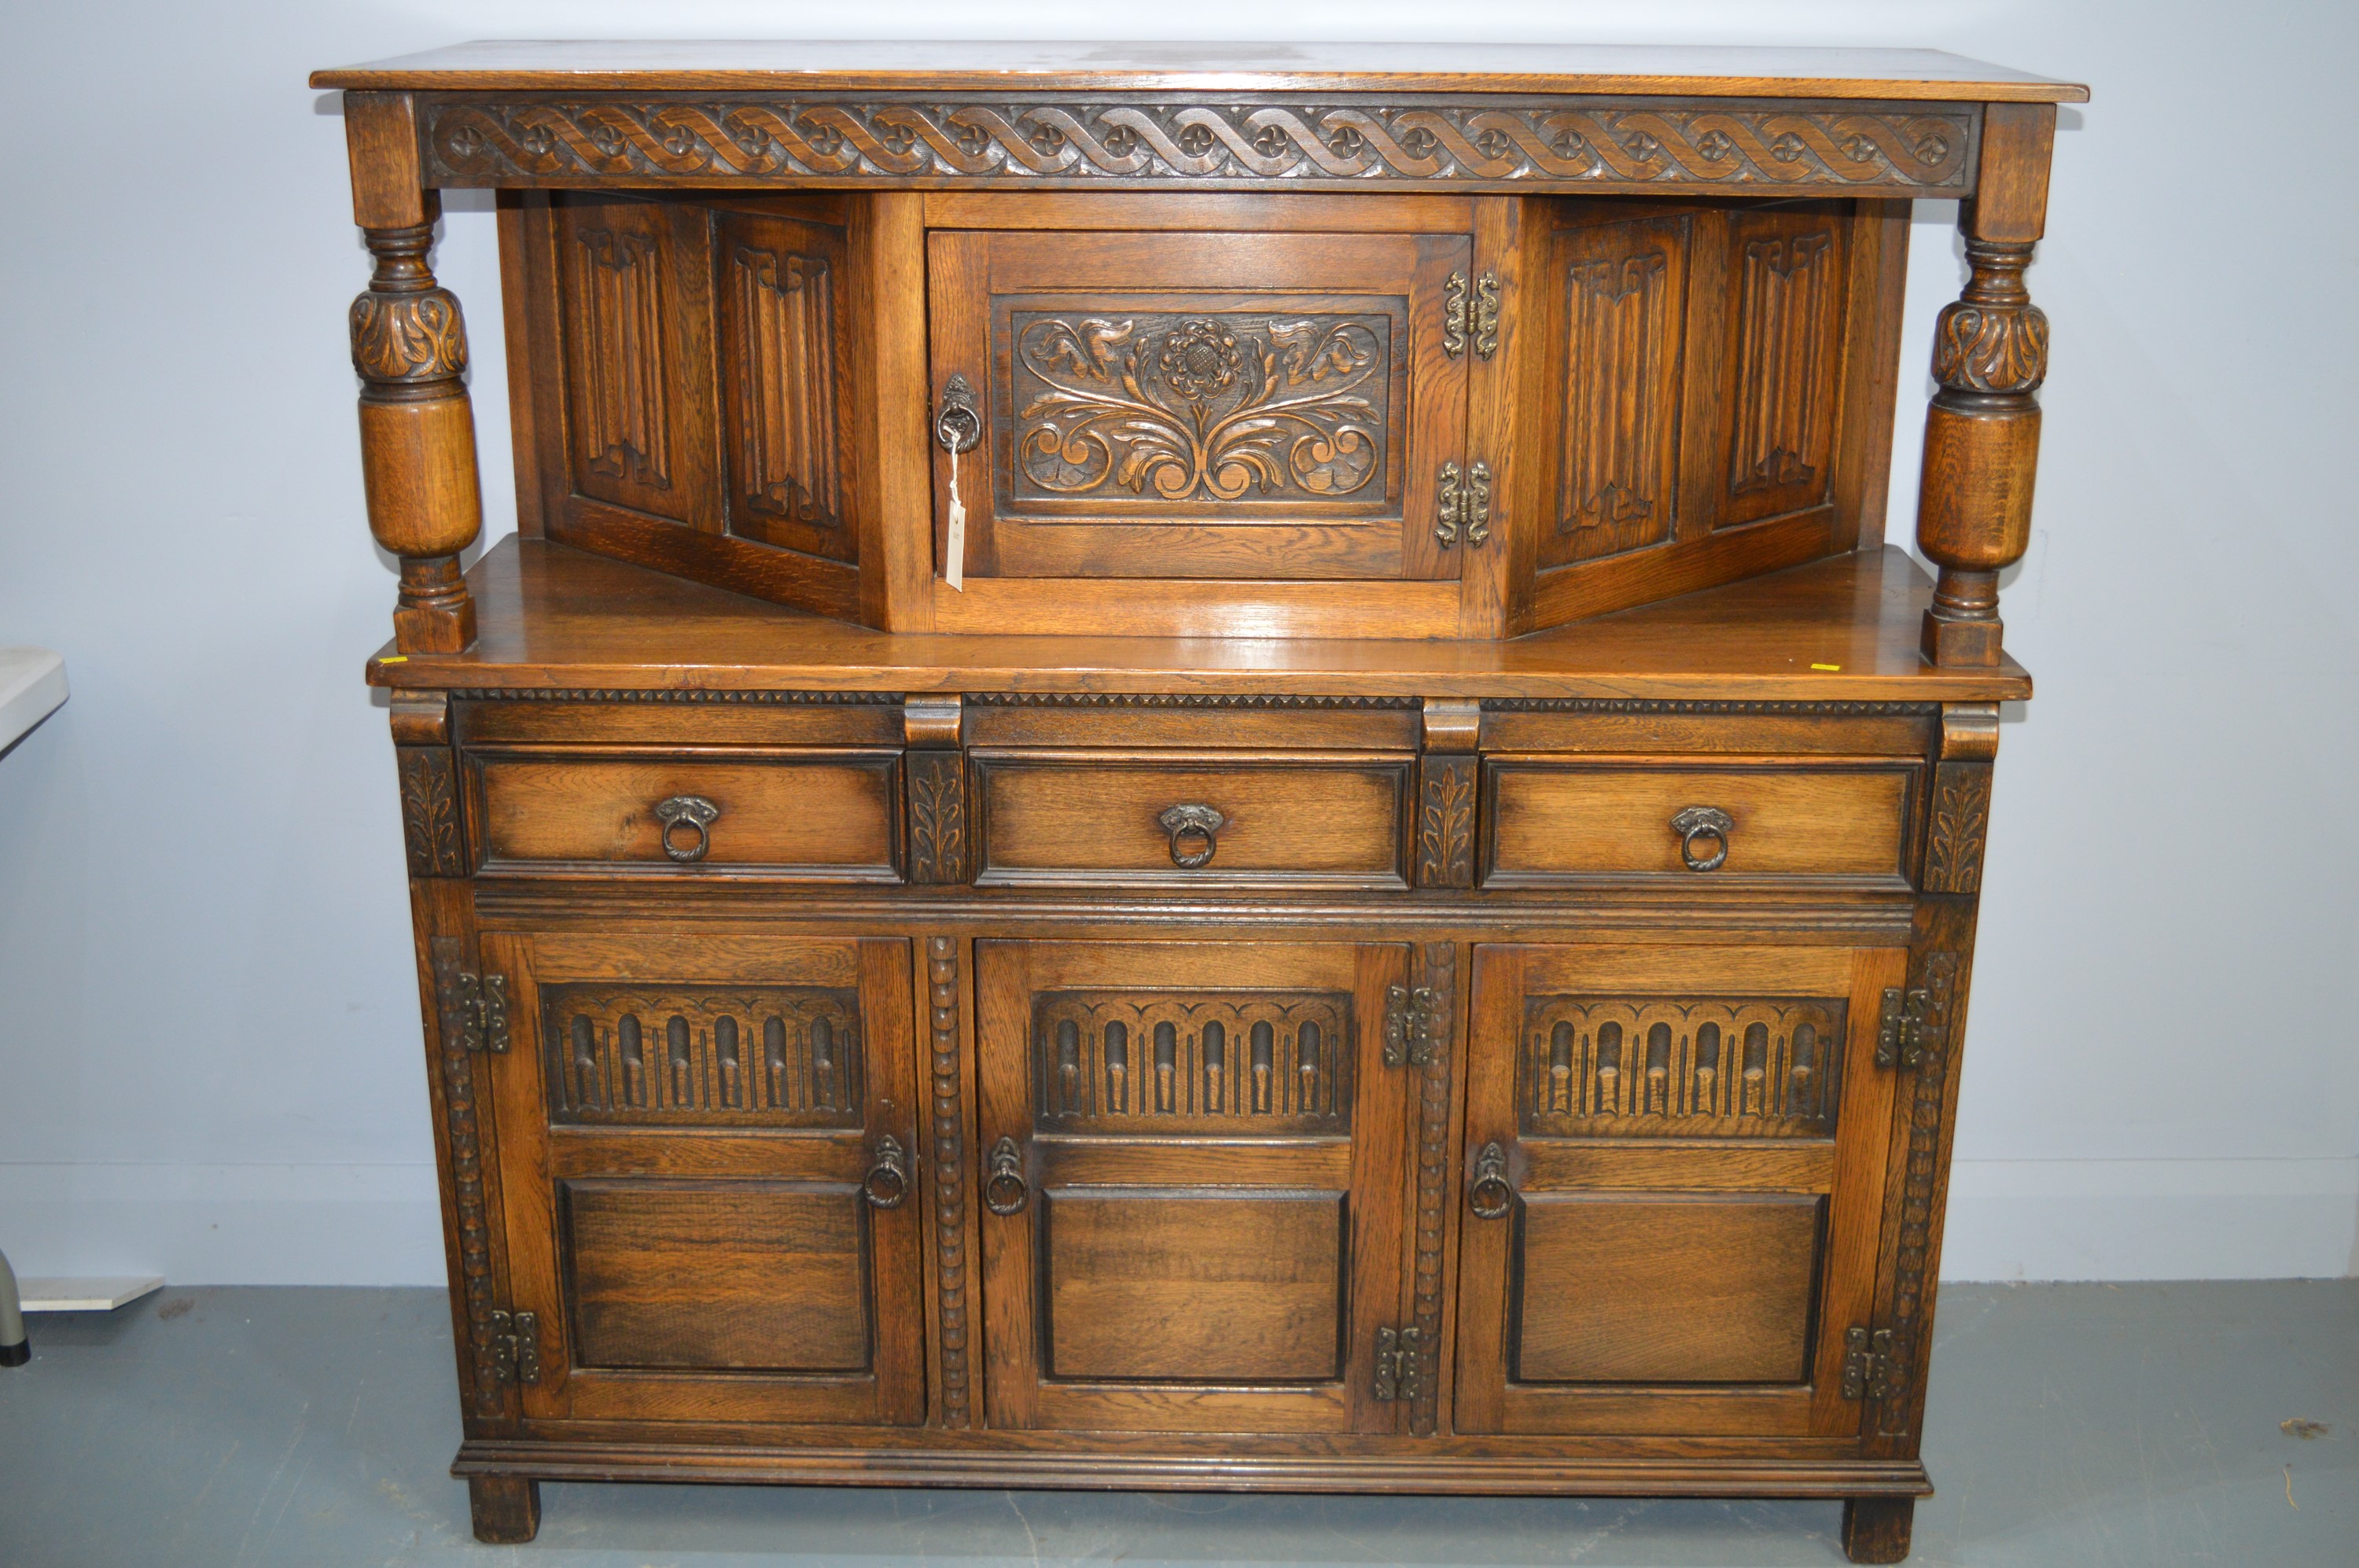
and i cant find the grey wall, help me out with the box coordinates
[1,1,2352,1285]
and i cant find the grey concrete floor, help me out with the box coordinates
[0,1282,2350,1566]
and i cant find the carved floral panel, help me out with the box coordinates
[1003,308,1400,513]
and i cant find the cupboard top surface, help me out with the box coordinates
[310,40,2087,101]
[363,538,2031,703]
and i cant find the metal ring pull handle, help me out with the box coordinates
[1157,803,1226,869]
[862,1135,910,1209]
[654,795,720,863]
[983,1136,1029,1216]
[1670,805,1734,873]
[935,372,981,455]
[1468,1140,1514,1220]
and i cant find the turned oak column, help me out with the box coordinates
[343,92,482,653]
[1917,103,2055,668]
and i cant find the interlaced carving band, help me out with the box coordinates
[424,97,1976,194]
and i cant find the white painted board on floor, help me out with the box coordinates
[0,646,68,753]
[19,1275,164,1312]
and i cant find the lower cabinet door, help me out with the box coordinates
[975,940,1421,1434]
[1455,942,1902,1438]
[484,932,924,1426]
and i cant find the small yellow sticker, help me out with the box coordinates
[1810,663,1841,672]
[380,655,408,664]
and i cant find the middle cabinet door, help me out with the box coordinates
[975,940,1421,1434]
[929,226,1470,583]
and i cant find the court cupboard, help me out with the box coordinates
[314,39,2080,1562]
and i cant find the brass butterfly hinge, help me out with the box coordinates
[1441,270,1501,360]
[489,1308,539,1385]
[1874,951,1958,1071]
[1434,459,1493,548]
[1374,1324,1426,1402]
[1842,1325,1894,1401]
[1382,985,1442,1068]
[457,970,510,1054]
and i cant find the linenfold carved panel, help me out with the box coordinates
[1555,216,1687,561]
[1032,989,1352,1132]
[543,983,863,1127]
[565,226,675,489]
[1520,996,1845,1136]
[725,244,841,528]
[1005,311,1397,510]
[425,98,1975,195]
[1726,224,1838,506]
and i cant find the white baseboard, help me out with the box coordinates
[1940,1157,2359,1281]
[3,1158,2353,1286]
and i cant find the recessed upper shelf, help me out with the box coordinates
[310,40,2089,102]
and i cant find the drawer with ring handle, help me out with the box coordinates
[968,751,1413,889]
[1482,759,1918,889]
[465,749,902,880]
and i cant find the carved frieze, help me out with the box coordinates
[1522,995,1846,1136]
[1032,989,1353,1132]
[542,984,863,1126]
[425,98,1975,195]
[1008,312,1392,506]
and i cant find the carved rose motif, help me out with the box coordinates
[1014,313,1386,502]
[1156,319,1244,399]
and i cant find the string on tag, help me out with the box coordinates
[944,444,966,591]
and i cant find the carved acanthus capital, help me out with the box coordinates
[1930,297,2047,395]
[1930,237,2047,396]
[351,286,470,385]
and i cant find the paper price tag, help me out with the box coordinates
[944,446,966,592]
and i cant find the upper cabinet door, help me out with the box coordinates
[483,932,924,1428]
[1454,942,1901,1440]
[927,226,1470,583]
[519,193,870,620]
[973,940,1422,1434]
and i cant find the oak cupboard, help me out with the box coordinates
[318,39,2077,1563]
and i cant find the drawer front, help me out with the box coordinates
[1483,759,1916,888]
[468,750,900,878]
[973,753,1411,889]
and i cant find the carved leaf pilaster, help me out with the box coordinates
[907,752,967,884]
[431,937,506,1420]
[1415,756,1478,889]
[1408,941,1456,1437]
[926,937,973,1428]
[1923,763,1993,893]
[1872,948,1959,1442]
[398,747,466,877]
